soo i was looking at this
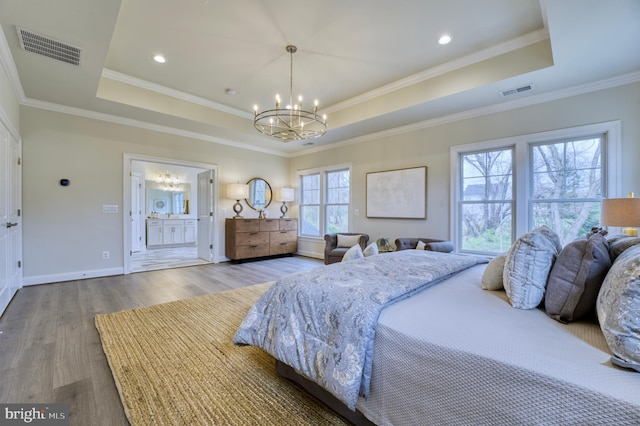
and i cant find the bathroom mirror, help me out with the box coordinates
[146,182,192,215]
[245,178,272,211]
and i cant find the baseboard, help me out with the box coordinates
[295,249,323,259]
[22,267,124,286]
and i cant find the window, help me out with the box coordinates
[300,174,320,236]
[326,169,350,233]
[452,122,619,255]
[459,148,513,253]
[531,137,603,245]
[298,166,351,237]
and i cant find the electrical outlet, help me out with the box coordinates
[102,251,110,259]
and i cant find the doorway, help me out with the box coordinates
[123,154,218,274]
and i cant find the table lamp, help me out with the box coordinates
[601,192,640,236]
[274,187,295,218]
[226,183,249,218]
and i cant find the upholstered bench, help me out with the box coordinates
[394,237,454,253]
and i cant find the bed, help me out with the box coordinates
[233,239,640,425]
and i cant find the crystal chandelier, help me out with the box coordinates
[253,45,327,142]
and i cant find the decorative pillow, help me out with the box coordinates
[337,234,361,248]
[607,235,640,262]
[482,254,507,291]
[341,244,364,262]
[416,240,426,250]
[503,225,562,309]
[363,243,379,257]
[425,241,454,253]
[545,232,611,323]
[597,243,640,372]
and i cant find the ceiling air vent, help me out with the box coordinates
[17,27,82,66]
[500,84,533,97]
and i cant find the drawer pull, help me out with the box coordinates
[250,245,258,248]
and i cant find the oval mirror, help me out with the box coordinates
[245,178,272,211]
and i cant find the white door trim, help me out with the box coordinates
[122,153,219,274]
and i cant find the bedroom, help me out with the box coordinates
[1,0,640,424]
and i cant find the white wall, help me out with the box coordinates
[291,82,640,256]
[20,107,290,284]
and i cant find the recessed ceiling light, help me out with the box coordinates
[153,54,166,63]
[438,35,452,45]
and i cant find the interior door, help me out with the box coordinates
[0,122,21,316]
[131,172,142,252]
[197,170,214,261]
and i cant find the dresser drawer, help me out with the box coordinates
[232,219,260,232]
[270,241,297,255]
[236,231,269,246]
[270,230,297,244]
[235,244,270,259]
[279,219,298,231]
[260,219,280,232]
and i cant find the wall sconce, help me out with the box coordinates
[274,187,295,218]
[601,192,640,236]
[226,183,249,219]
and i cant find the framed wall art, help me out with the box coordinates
[366,166,427,219]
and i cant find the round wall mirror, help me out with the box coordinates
[245,177,272,211]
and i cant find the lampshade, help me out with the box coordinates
[226,183,249,200]
[601,194,640,236]
[274,187,295,202]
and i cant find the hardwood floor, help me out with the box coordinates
[0,255,323,425]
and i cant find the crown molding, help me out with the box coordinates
[293,70,640,158]
[20,97,288,157]
[101,69,253,119]
[322,28,550,115]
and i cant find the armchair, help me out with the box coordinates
[324,233,370,264]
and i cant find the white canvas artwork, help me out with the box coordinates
[366,166,426,219]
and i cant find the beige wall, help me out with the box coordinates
[0,59,19,135]
[21,107,290,283]
[291,82,640,255]
[17,81,640,282]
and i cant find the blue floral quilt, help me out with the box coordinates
[233,250,487,410]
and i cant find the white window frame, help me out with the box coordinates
[297,163,352,239]
[450,121,621,254]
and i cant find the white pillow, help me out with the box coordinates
[337,234,362,248]
[503,226,562,309]
[416,240,426,250]
[363,243,379,257]
[482,253,506,290]
[341,244,364,262]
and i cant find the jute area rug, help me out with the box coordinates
[95,283,350,426]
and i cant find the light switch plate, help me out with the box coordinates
[103,204,118,213]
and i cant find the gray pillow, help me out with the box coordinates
[503,225,562,309]
[545,233,611,323]
[425,241,454,253]
[607,235,640,262]
[597,244,640,372]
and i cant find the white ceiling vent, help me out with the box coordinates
[17,27,82,66]
[500,84,533,97]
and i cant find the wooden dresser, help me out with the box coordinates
[225,218,298,261]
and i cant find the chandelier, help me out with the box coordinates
[253,45,327,142]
